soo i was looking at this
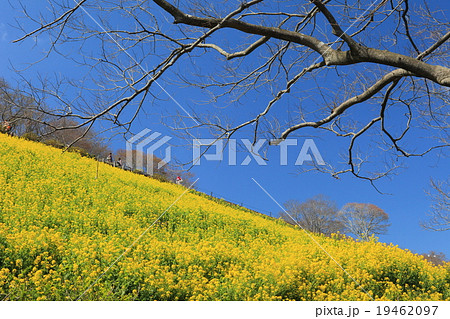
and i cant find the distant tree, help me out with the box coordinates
[0,78,49,136]
[338,203,390,241]
[44,118,111,158]
[420,251,447,267]
[280,195,343,235]
[421,178,449,232]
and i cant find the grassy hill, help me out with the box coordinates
[0,133,448,301]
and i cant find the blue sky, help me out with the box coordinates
[0,1,449,258]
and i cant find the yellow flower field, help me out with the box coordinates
[0,133,448,300]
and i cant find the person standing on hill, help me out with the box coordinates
[176,176,183,185]
[116,158,123,168]
[106,152,113,165]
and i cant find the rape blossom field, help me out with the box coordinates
[0,134,448,300]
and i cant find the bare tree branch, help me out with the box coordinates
[9,0,450,183]
[421,178,450,232]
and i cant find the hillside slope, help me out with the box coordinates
[0,134,448,301]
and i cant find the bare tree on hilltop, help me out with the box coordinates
[8,0,450,182]
[280,195,343,235]
[0,78,49,136]
[338,203,390,241]
[1,80,111,157]
[420,251,448,266]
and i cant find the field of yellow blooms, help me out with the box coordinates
[0,133,448,301]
